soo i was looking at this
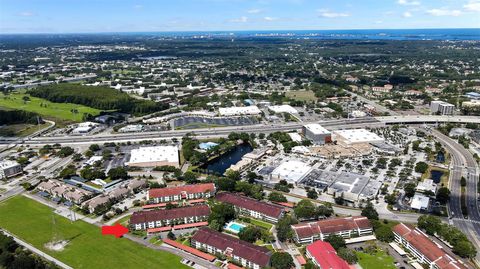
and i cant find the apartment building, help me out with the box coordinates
[130,204,210,230]
[148,183,216,204]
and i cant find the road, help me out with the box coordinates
[432,129,480,261]
[1,229,73,269]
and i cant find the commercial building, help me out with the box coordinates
[306,240,349,269]
[292,216,373,244]
[462,99,480,108]
[430,101,455,115]
[270,160,312,184]
[72,121,99,134]
[130,205,210,230]
[302,124,332,145]
[191,227,271,269]
[332,129,384,145]
[410,193,430,211]
[393,223,467,269]
[267,105,298,114]
[215,192,285,223]
[148,183,216,204]
[0,160,22,179]
[415,179,437,194]
[218,106,262,117]
[126,145,179,168]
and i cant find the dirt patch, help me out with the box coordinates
[44,240,69,252]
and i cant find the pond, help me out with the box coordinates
[436,151,445,163]
[430,170,444,184]
[200,143,253,175]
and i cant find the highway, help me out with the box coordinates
[432,129,480,261]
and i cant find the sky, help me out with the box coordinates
[1,0,479,33]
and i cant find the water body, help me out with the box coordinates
[436,151,445,163]
[201,143,253,175]
[430,170,444,184]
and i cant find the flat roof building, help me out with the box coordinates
[410,193,430,211]
[302,124,332,145]
[267,105,298,114]
[219,106,261,116]
[430,101,455,115]
[216,192,285,223]
[0,160,22,179]
[333,129,384,145]
[270,160,312,183]
[127,145,179,168]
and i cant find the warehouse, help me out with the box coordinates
[218,106,262,116]
[302,124,332,145]
[270,160,312,184]
[126,145,179,168]
[267,105,298,114]
[333,129,384,145]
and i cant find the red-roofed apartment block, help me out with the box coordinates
[292,216,373,244]
[306,240,350,269]
[148,183,215,204]
[392,223,467,269]
[130,204,210,230]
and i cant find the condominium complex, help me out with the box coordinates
[0,160,22,179]
[130,205,210,230]
[430,101,455,115]
[148,183,216,204]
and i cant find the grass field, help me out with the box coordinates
[0,122,50,137]
[0,92,103,122]
[0,196,189,269]
[286,90,317,102]
[356,249,396,269]
[247,218,273,230]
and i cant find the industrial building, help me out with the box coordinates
[126,145,180,168]
[430,101,455,115]
[267,105,298,114]
[270,160,312,183]
[218,106,262,116]
[302,124,332,145]
[332,129,384,145]
[0,160,22,179]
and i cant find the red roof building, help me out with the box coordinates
[148,183,215,204]
[191,227,271,269]
[216,192,285,223]
[163,239,216,262]
[392,223,467,269]
[292,216,373,244]
[130,204,210,230]
[306,241,350,269]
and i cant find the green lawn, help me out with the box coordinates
[248,218,273,230]
[286,90,317,102]
[356,250,396,269]
[0,122,51,137]
[0,92,103,122]
[0,196,189,269]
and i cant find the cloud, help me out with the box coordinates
[247,9,262,14]
[230,16,248,23]
[18,11,34,17]
[133,4,143,9]
[317,9,350,18]
[464,0,480,12]
[397,0,420,6]
[263,16,276,21]
[426,8,462,16]
[403,11,413,17]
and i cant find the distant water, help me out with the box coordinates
[129,28,480,40]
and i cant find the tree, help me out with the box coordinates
[324,234,346,251]
[453,240,477,258]
[238,226,261,243]
[276,215,297,242]
[59,165,76,178]
[108,167,128,180]
[404,183,416,198]
[56,146,74,157]
[182,171,198,184]
[417,215,442,235]
[215,178,236,192]
[415,162,429,174]
[208,203,235,231]
[307,189,318,200]
[337,247,358,264]
[270,252,294,269]
[436,187,451,204]
[89,144,101,152]
[167,231,176,240]
[225,170,241,181]
[361,202,379,220]
[268,192,287,203]
[317,204,333,218]
[374,224,394,242]
[294,200,318,220]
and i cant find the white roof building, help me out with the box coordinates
[271,160,312,183]
[333,129,384,145]
[416,179,437,194]
[288,133,303,142]
[303,124,331,135]
[410,193,430,211]
[127,146,180,168]
[218,106,261,116]
[268,105,298,114]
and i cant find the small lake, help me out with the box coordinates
[430,170,444,184]
[201,143,253,175]
[436,151,445,163]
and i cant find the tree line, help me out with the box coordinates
[0,110,43,125]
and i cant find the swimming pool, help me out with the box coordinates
[225,221,246,234]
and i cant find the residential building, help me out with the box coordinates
[430,101,455,115]
[0,160,22,179]
[306,240,349,269]
[292,216,373,244]
[126,145,180,168]
[84,195,110,213]
[393,223,467,269]
[130,205,210,230]
[302,124,332,145]
[215,192,284,223]
[37,180,92,205]
[191,227,271,269]
[148,183,216,204]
